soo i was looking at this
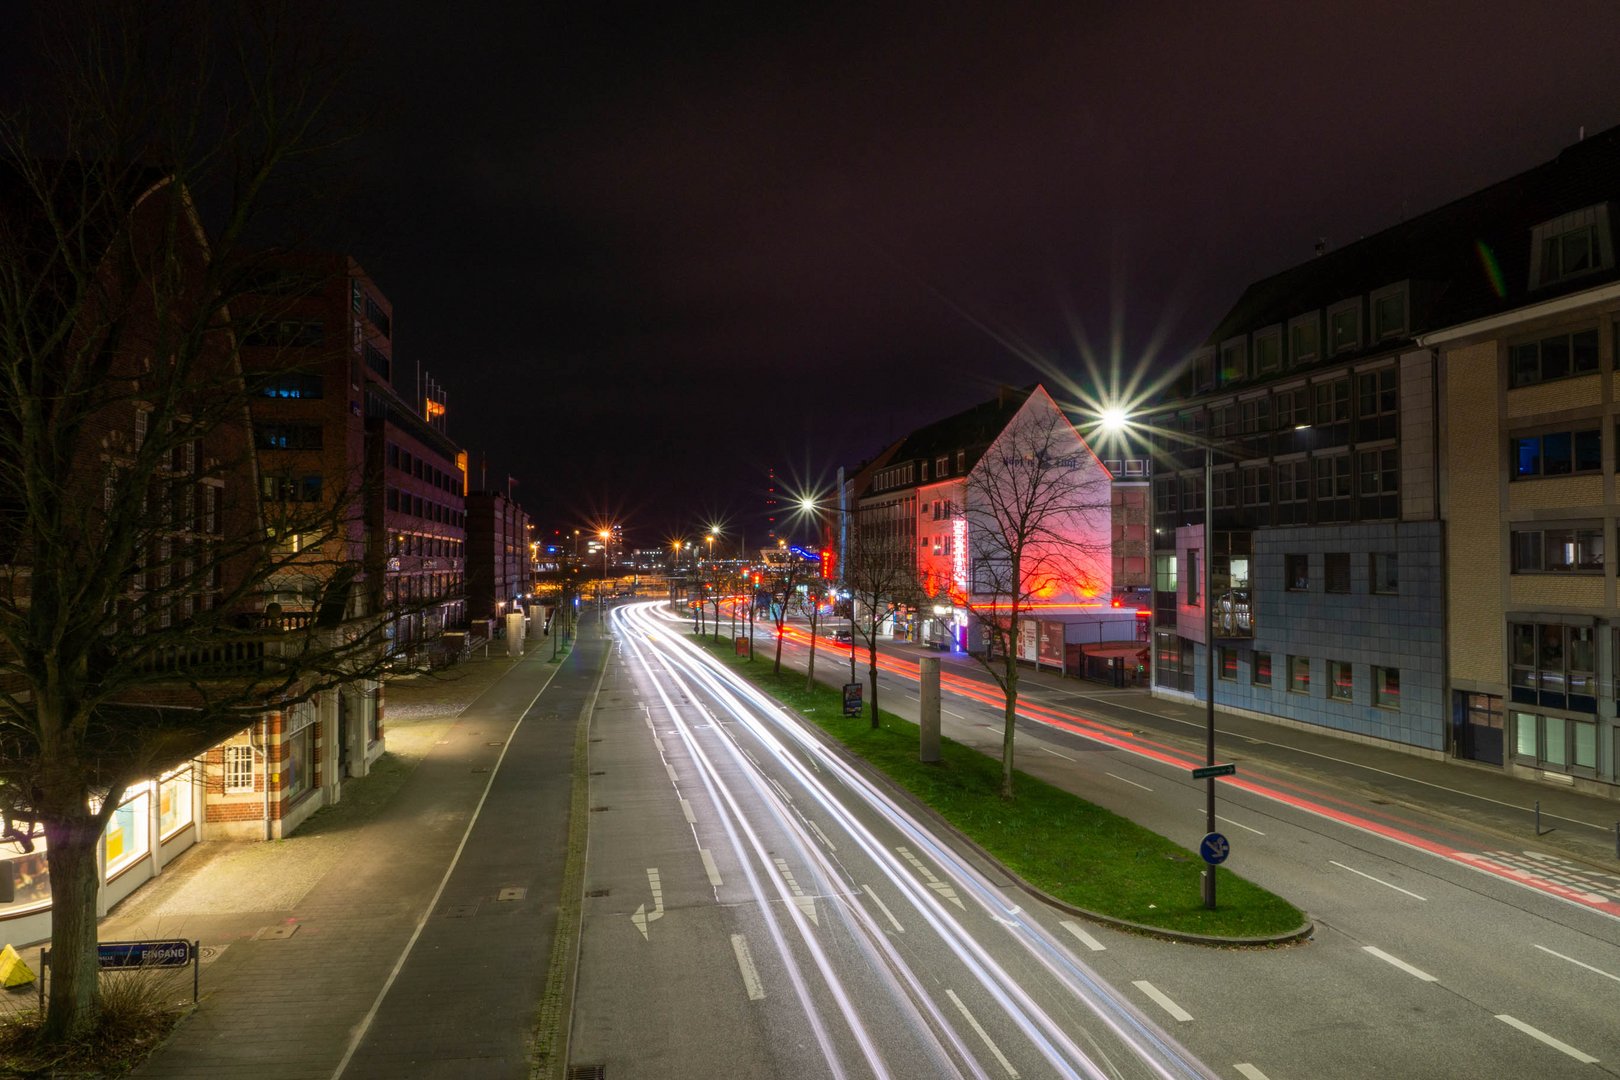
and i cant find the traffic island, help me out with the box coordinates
[698,635,1310,944]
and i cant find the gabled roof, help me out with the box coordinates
[866,385,1035,495]
[1205,124,1620,350]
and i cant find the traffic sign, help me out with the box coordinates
[97,939,194,969]
[1199,832,1230,865]
[1190,762,1236,780]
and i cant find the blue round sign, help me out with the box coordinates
[1199,832,1230,865]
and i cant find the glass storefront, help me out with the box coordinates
[159,766,194,838]
[104,785,151,877]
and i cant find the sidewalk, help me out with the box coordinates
[11,626,589,1079]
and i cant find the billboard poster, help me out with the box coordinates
[1038,620,1066,672]
[1017,619,1038,663]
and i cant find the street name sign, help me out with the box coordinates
[1190,762,1236,780]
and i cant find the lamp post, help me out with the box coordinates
[1104,409,1220,910]
[598,528,611,616]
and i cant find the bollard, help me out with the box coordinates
[1535,800,1541,836]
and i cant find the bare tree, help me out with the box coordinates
[801,576,829,692]
[0,3,424,1042]
[943,394,1111,798]
[768,554,806,677]
[845,521,917,728]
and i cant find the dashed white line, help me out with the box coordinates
[1330,860,1426,900]
[1214,813,1265,836]
[1037,745,1075,761]
[1534,943,1620,984]
[730,934,766,1000]
[665,763,678,783]
[699,848,723,887]
[679,798,696,825]
[862,884,905,933]
[1132,980,1192,1022]
[807,819,837,851]
[1106,772,1153,792]
[1362,945,1437,982]
[1233,1064,1271,1080]
[1496,1014,1597,1063]
[1060,920,1106,952]
[946,989,1019,1077]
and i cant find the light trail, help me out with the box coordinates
[770,619,1620,923]
[617,602,1217,1080]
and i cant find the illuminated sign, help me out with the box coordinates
[951,518,968,595]
[425,398,445,420]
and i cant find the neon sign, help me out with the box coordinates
[951,518,968,595]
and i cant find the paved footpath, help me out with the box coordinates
[91,623,608,1080]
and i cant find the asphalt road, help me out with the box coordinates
[753,613,1620,1079]
[568,602,1219,1079]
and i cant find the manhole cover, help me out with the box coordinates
[253,924,299,941]
[440,904,478,919]
[497,887,527,902]
[472,766,490,773]
[199,944,230,964]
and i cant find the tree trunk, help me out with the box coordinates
[1000,652,1019,799]
[867,641,879,728]
[773,614,785,676]
[805,609,818,691]
[40,810,107,1041]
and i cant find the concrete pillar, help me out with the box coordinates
[919,656,941,763]
[506,611,525,657]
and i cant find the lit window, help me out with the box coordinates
[1328,660,1352,701]
[1370,553,1398,594]
[1510,525,1603,574]
[1251,651,1272,687]
[1373,667,1400,710]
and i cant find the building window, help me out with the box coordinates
[1253,327,1282,374]
[1252,651,1272,687]
[253,423,324,451]
[1274,387,1308,429]
[1288,313,1320,365]
[1285,553,1309,590]
[363,340,390,379]
[1510,621,1597,712]
[1276,460,1309,525]
[1324,553,1351,593]
[1287,655,1310,693]
[1328,660,1353,701]
[1356,448,1398,519]
[1328,299,1361,354]
[1373,667,1400,710]
[1370,283,1407,340]
[1314,454,1352,523]
[1371,552,1398,594]
[159,767,194,838]
[1513,711,1598,773]
[1510,524,1604,574]
[103,787,151,877]
[259,372,324,399]
[1212,468,1238,512]
[1509,328,1600,388]
[1219,646,1238,681]
[1511,427,1601,478]
[1240,465,1270,519]
[1220,338,1247,384]
[1531,207,1613,289]
[1356,367,1398,442]
[1313,377,1351,429]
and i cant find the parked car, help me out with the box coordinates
[832,629,853,643]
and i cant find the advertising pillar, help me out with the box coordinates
[919,656,941,763]
[505,611,525,657]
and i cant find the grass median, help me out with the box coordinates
[703,635,1305,941]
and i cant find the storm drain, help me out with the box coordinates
[568,1067,605,1080]
[589,805,610,812]
[471,766,490,773]
[586,889,610,898]
[440,903,478,919]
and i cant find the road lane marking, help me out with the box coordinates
[1060,920,1106,952]
[1037,745,1075,761]
[1132,980,1192,1022]
[1534,944,1620,984]
[700,848,723,887]
[1215,813,1265,836]
[1234,1065,1271,1080]
[767,775,794,803]
[944,708,969,720]
[1106,772,1153,792]
[679,798,696,824]
[862,884,905,933]
[1496,1014,1597,1063]
[774,857,819,925]
[807,819,836,851]
[946,989,1019,1077]
[631,868,665,940]
[1330,861,1426,900]
[1362,945,1437,982]
[731,934,766,1000]
[665,763,678,783]
[896,845,966,910]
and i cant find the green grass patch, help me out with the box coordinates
[706,636,1305,940]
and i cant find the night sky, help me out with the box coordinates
[12,4,1620,550]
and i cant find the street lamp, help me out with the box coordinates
[598,528,611,615]
[1104,411,1220,910]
